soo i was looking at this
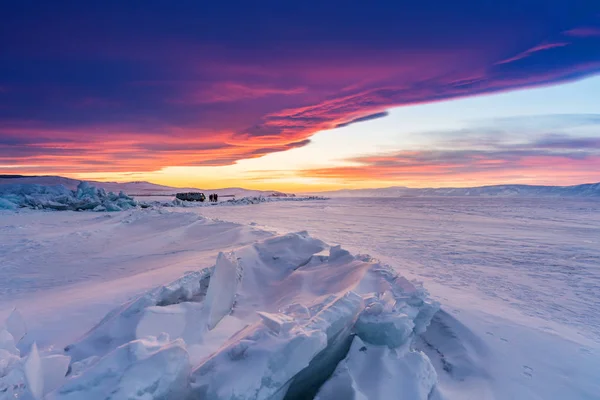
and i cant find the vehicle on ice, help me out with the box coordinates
[175,192,206,202]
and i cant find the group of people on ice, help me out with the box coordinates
[209,193,219,202]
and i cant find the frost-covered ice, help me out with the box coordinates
[0,182,137,211]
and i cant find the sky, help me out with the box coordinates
[1,1,600,191]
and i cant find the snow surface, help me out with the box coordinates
[1,195,599,399]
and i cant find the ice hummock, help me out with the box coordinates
[51,337,190,400]
[0,182,137,211]
[1,232,439,399]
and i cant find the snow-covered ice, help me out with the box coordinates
[1,194,599,399]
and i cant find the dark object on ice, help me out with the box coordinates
[176,192,206,202]
[214,193,218,202]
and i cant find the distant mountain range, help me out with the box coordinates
[2,175,599,198]
[0,175,291,198]
[309,182,600,197]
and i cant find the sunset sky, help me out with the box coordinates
[1,1,600,191]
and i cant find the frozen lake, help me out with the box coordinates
[1,196,599,399]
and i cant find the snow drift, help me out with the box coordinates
[0,182,137,211]
[1,232,439,399]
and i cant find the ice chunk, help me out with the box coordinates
[257,311,297,335]
[0,182,138,212]
[190,323,326,400]
[305,292,364,340]
[65,268,212,362]
[202,251,242,330]
[67,356,100,377]
[156,269,211,306]
[0,349,20,378]
[24,343,44,399]
[41,354,71,395]
[252,231,327,273]
[316,337,437,400]
[0,365,26,398]
[137,305,189,340]
[136,301,205,343]
[0,329,18,356]
[329,245,351,261]
[51,337,190,400]
[355,311,415,349]
[280,303,311,321]
[0,197,17,210]
[6,308,27,343]
[190,292,363,400]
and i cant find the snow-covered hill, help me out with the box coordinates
[0,175,292,198]
[310,182,600,197]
